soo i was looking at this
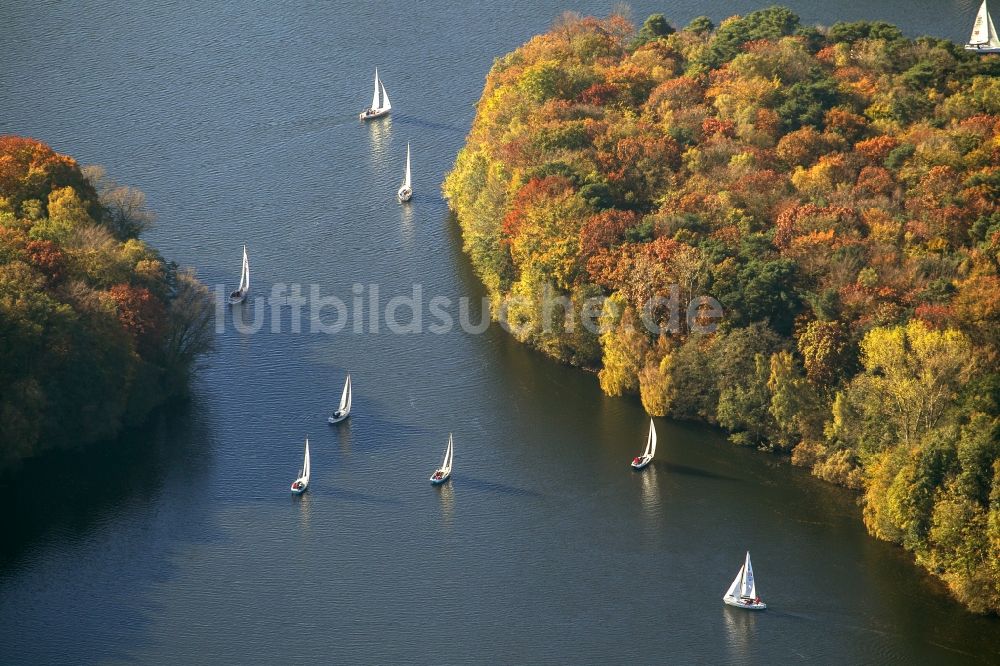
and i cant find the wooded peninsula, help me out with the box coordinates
[0,137,214,470]
[444,7,1000,613]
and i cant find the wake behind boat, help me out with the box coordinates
[430,434,453,485]
[966,1,1000,52]
[631,419,657,470]
[228,244,250,304]
[290,438,311,495]
[360,68,392,119]
[397,142,412,203]
[328,373,352,424]
[723,551,766,610]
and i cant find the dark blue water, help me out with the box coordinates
[2,1,998,663]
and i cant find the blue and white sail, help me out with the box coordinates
[723,551,766,610]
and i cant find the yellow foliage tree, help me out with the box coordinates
[598,296,649,396]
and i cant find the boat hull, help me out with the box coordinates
[430,471,451,485]
[290,483,308,495]
[327,411,349,424]
[228,290,248,305]
[965,44,1000,52]
[397,187,412,203]
[360,108,390,120]
[723,595,766,610]
[631,455,652,470]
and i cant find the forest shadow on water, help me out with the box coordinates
[0,393,224,664]
[0,397,216,575]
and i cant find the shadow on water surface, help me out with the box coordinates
[456,476,543,498]
[318,487,404,506]
[0,398,217,665]
[0,400,215,573]
[391,113,466,136]
[656,461,739,482]
[307,395,435,456]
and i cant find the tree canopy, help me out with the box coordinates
[0,137,213,469]
[444,9,1000,614]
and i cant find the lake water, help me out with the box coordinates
[2,1,998,663]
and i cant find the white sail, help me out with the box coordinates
[403,143,411,189]
[969,1,1000,46]
[339,374,352,414]
[971,1,990,43]
[239,244,250,292]
[645,419,657,458]
[371,69,381,110]
[725,565,743,599]
[442,433,453,472]
[303,438,311,482]
[380,81,391,111]
[742,552,756,599]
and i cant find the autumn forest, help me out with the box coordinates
[444,7,1000,613]
[0,137,214,470]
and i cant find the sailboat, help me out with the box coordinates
[723,551,766,610]
[359,68,392,120]
[430,433,454,485]
[290,438,311,495]
[966,1,1000,52]
[631,419,657,470]
[228,244,250,304]
[397,142,412,203]
[328,374,352,424]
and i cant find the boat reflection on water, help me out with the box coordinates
[436,482,455,529]
[723,603,760,662]
[399,196,415,247]
[294,487,313,531]
[639,464,663,520]
[366,115,392,165]
[336,419,354,455]
[232,298,264,337]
